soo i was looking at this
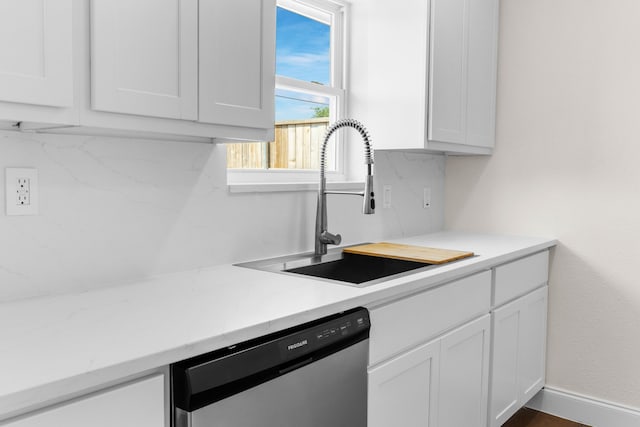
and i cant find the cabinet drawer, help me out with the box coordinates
[494,251,549,307]
[2,375,165,427]
[369,270,491,365]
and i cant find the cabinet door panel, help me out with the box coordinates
[91,0,198,120]
[466,0,499,148]
[439,315,490,427]
[428,0,467,144]
[368,340,439,427]
[199,0,275,128]
[3,375,165,427]
[490,286,549,427]
[519,286,548,402]
[349,0,429,150]
[494,251,549,307]
[490,302,521,427]
[0,0,73,107]
[370,270,491,365]
[428,0,499,150]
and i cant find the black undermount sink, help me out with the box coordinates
[285,253,427,284]
[236,244,447,287]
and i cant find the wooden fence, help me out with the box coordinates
[227,117,330,169]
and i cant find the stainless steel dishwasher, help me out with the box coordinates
[171,307,370,427]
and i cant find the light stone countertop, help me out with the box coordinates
[0,231,556,419]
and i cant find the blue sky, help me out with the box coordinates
[275,7,330,121]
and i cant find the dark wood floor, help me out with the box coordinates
[503,408,590,427]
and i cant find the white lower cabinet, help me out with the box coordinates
[368,315,491,427]
[369,271,492,365]
[438,315,491,427]
[367,251,550,427]
[2,374,166,427]
[489,286,548,427]
[368,337,440,427]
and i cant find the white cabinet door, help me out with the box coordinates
[465,0,500,148]
[3,375,165,427]
[368,339,440,427]
[199,0,275,129]
[438,315,491,427]
[348,0,429,152]
[428,0,467,145]
[428,0,499,149]
[91,0,198,120]
[0,0,73,107]
[489,298,522,427]
[519,286,548,403]
[489,286,548,427]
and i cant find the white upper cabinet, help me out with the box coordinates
[88,0,274,137]
[350,0,499,154]
[199,0,275,129]
[428,0,499,150]
[0,0,275,139]
[0,0,73,108]
[91,0,198,120]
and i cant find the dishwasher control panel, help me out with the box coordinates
[278,309,370,361]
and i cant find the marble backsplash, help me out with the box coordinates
[0,130,444,302]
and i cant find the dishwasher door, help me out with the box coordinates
[172,308,370,427]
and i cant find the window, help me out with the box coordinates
[227,0,347,184]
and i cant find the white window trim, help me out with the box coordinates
[227,180,365,194]
[227,0,350,189]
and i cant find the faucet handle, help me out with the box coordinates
[320,231,342,246]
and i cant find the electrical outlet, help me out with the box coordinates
[423,187,431,209]
[16,178,31,205]
[6,168,38,216]
[383,185,392,208]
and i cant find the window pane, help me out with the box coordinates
[226,142,267,169]
[227,90,336,171]
[276,7,330,85]
[271,89,334,170]
[276,88,329,122]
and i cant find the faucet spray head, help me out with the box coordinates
[363,172,375,214]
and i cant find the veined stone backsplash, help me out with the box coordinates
[0,130,444,302]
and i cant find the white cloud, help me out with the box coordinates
[278,51,330,67]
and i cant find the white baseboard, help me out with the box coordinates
[526,387,640,427]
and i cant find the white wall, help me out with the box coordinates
[0,130,444,302]
[445,0,640,409]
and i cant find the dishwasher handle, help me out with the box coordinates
[278,357,313,375]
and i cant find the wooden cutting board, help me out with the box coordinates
[343,242,474,264]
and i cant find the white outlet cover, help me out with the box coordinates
[383,185,392,209]
[6,168,39,216]
[423,187,431,209]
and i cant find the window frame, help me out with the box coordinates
[227,0,349,186]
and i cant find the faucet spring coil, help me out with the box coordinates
[320,119,373,181]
